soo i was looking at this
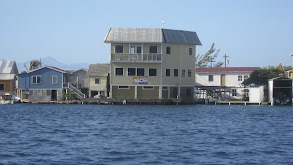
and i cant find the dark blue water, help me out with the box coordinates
[0,104,292,165]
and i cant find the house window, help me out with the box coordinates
[95,78,100,84]
[189,48,192,55]
[118,86,129,89]
[244,89,249,97]
[115,68,124,76]
[208,75,213,81]
[244,75,249,81]
[137,68,145,76]
[166,46,171,54]
[166,69,170,76]
[182,69,185,77]
[186,89,191,97]
[143,86,154,90]
[52,76,58,84]
[163,87,168,90]
[238,75,243,81]
[115,45,123,53]
[128,68,136,76]
[188,69,192,77]
[149,46,157,53]
[0,83,4,90]
[32,76,41,84]
[149,68,157,76]
[174,69,178,77]
[232,89,237,96]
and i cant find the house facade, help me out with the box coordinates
[88,64,110,98]
[0,60,18,95]
[195,67,259,101]
[68,69,89,97]
[104,28,201,102]
[18,66,85,102]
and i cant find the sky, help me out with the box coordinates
[0,0,292,67]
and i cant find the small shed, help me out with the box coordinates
[268,77,293,105]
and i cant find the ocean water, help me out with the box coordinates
[0,104,292,165]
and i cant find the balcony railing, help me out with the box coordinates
[111,53,162,62]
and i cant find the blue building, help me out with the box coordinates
[18,66,85,102]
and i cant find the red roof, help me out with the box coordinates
[196,67,259,73]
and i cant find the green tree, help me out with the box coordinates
[242,66,284,86]
[64,90,77,100]
[196,43,224,68]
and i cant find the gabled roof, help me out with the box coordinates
[88,64,110,77]
[0,60,18,74]
[19,66,69,74]
[104,28,201,45]
[196,67,259,73]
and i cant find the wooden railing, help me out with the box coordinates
[111,53,162,62]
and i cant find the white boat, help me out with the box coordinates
[0,93,14,104]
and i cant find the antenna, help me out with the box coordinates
[289,51,293,67]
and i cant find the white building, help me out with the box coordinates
[195,67,260,102]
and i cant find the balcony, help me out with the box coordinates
[111,53,162,63]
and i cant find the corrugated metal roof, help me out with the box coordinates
[0,74,15,80]
[104,28,201,45]
[0,60,18,74]
[87,64,110,77]
[105,28,163,43]
[196,67,259,73]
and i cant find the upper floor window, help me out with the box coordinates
[149,46,157,53]
[208,75,213,81]
[130,46,141,54]
[32,75,41,84]
[174,69,178,77]
[188,69,192,77]
[244,75,249,81]
[128,68,136,76]
[115,68,124,76]
[182,69,185,77]
[115,45,123,53]
[0,83,4,90]
[149,68,157,76]
[166,46,171,54]
[238,75,243,81]
[137,68,145,76]
[52,76,58,84]
[189,48,193,55]
[166,69,170,76]
[95,78,100,84]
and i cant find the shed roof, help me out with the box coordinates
[0,74,15,80]
[0,60,18,74]
[88,64,110,77]
[104,28,201,45]
[196,67,259,73]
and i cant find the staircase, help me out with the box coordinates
[63,83,85,99]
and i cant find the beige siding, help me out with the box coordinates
[89,76,108,91]
[137,86,159,99]
[112,86,135,99]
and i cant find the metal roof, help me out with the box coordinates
[104,28,201,45]
[196,67,259,73]
[87,64,110,77]
[0,60,18,74]
[0,74,15,80]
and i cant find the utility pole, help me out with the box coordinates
[224,54,230,67]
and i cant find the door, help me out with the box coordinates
[221,74,226,86]
[51,90,57,101]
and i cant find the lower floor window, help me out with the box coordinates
[232,89,237,96]
[244,89,249,97]
[118,86,129,89]
[143,86,154,90]
[0,83,4,90]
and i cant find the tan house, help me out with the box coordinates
[88,64,110,98]
[0,60,18,95]
[104,28,201,102]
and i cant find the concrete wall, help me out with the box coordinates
[249,86,264,103]
[28,89,63,102]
